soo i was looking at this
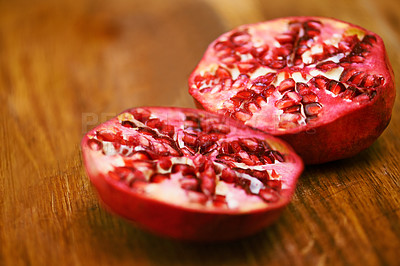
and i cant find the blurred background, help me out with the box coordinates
[1,0,399,265]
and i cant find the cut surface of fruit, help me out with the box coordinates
[81,107,303,241]
[189,17,395,164]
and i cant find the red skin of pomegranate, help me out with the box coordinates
[189,17,395,164]
[81,107,303,241]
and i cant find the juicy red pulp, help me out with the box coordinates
[81,107,303,241]
[189,17,395,164]
[85,108,294,207]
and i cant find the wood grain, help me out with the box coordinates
[1,0,399,265]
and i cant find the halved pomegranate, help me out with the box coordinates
[189,17,395,164]
[81,107,303,241]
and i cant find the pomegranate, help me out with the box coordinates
[81,107,303,241]
[189,17,395,164]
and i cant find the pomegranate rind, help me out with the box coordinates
[81,107,303,241]
[189,17,395,164]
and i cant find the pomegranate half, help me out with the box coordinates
[81,107,303,241]
[189,17,395,164]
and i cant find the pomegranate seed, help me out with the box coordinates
[235,43,253,54]
[239,138,259,152]
[305,20,321,29]
[284,104,301,113]
[214,41,232,51]
[301,92,318,103]
[268,59,286,69]
[362,35,377,46]
[230,141,242,153]
[208,124,230,134]
[158,157,172,170]
[137,127,157,137]
[114,167,142,182]
[261,85,276,99]
[270,169,280,179]
[305,29,320,38]
[216,154,240,163]
[96,130,121,142]
[172,164,196,176]
[146,118,162,129]
[323,44,339,55]
[275,46,292,57]
[150,173,170,183]
[194,75,205,88]
[327,80,346,95]
[340,68,358,83]
[271,150,285,162]
[222,78,233,90]
[253,72,277,85]
[286,91,302,102]
[234,89,254,99]
[215,66,232,79]
[180,177,199,191]
[130,150,152,161]
[297,82,310,95]
[130,160,157,171]
[348,55,365,63]
[181,147,195,156]
[220,53,241,66]
[184,120,200,130]
[341,86,360,100]
[354,93,371,103]
[275,98,296,109]
[238,60,258,73]
[213,195,227,207]
[187,191,208,204]
[234,110,253,121]
[160,124,175,138]
[219,142,229,154]
[201,143,218,154]
[251,169,270,180]
[350,72,368,87]
[262,154,274,164]
[220,168,237,183]
[259,188,280,203]
[108,171,120,181]
[128,179,148,192]
[131,109,151,123]
[316,60,338,71]
[200,167,216,196]
[249,154,262,165]
[278,78,296,93]
[121,120,137,128]
[276,33,295,44]
[232,74,250,88]
[311,76,329,90]
[165,143,184,157]
[198,133,218,146]
[279,113,301,128]
[372,75,384,88]
[229,31,251,46]
[87,138,103,151]
[304,102,322,116]
[266,179,282,190]
[236,177,251,193]
[251,45,269,57]
[182,132,198,147]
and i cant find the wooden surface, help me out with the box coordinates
[1,0,400,265]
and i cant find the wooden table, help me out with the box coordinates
[1,0,399,265]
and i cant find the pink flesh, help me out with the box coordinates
[81,107,303,213]
[189,17,392,135]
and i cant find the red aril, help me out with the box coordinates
[81,107,303,241]
[189,17,395,164]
